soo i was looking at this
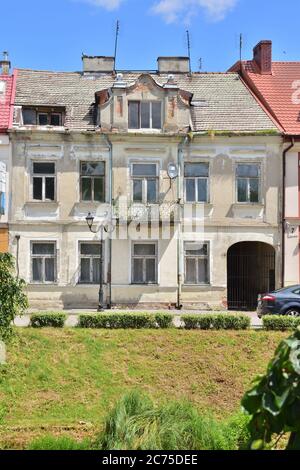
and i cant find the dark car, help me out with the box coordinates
[257,285,300,318]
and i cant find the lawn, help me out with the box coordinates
[0,328,286,449]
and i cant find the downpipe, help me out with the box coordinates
[103,134,113,309]
[282,138,294,287]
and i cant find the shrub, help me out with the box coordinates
[0,253,28,341]
[242,327,300,450]
[30,312,66,328]
[78,313,174,329]
[95,390,250,450]
[262,315,300,331]
[27,436,90,450]
[182,314,250,330]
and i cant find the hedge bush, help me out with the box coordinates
[182,314,250,330]
[262,315,300,331]
[30,312,66,328]
[78,312,174,329]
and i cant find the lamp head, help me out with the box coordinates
[86,212,94,230]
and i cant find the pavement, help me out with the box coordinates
[13,309,262,329]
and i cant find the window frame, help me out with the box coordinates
[30,241,57,284]
[236,163,261,204]
[184,241,210,286]
[80,161,106,203]
[22,107,64,126]
[31,161,56,202]
[78,241,103,285]
[128,100,162,130]
[184,162,210,203]
[130,162,159,204]
[131,241,158,285]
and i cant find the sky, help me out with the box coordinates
[1,0,300,73]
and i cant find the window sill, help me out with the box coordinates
[232,202,264,207]
[26,201,59,205]
[131,283,159,286]
[183,284,211,288]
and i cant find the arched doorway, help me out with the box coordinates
[227,242,276,311]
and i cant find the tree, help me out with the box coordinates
[0,253,28,341]
[242,327,300,450]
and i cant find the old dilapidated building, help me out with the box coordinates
[8,55,282,310]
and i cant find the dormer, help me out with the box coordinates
[95,73,192,133]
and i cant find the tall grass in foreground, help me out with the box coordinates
[96,391,250,451]
[27,436,90,450]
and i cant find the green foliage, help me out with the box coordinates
[96,390,250,450]
[182,314,250,330]
[78,313,173,329]
[27,435,90,450]
[242,327,300,450]
[0,253,28,341]
[263,315,300,331]
[30,312,66,328]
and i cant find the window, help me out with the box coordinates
[31,242,56,283]
[128,101,162,129]
[184,242,210,285]
[80,162,105,202]
[79,242,102,284]
[184,163,209,203]
[132,163,158,203]
[22,107,63,126]
[236,164,260,203]
[0,81,6,96]
[32,162,55,201]
[132,243,157,284]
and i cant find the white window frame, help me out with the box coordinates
[131,241,158,285]
[30,241,57,284]
[128,100,162,130]
[131,162,159,204]
[78,241,103,285]
[184,241,210,286]
[184,162,210,203]
[236,163,261,204]
[32,161,56,202]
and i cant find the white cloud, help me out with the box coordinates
[151,0,238,23]
[78,0,125,11]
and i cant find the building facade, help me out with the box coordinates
[9,56,281,310]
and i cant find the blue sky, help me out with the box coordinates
[2,0,300,72]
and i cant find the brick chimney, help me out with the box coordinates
[253,40,272,74]
[0,51,11,75]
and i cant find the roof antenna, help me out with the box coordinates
[186,30,192,75]
[239,33,243,62]
[114,20,120,73]
[199,58,202,71]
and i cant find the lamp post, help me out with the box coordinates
[85,212,105,312]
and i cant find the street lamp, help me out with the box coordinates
[85,212,105,312]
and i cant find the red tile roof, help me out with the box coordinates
[0,74,15,133]
[236,61,300,135]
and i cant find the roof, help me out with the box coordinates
[237,61,300,135]
[14,69,278,133]
[0,75,14,133]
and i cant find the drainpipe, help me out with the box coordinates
[103,134,113,308]
[282,138,295,287]
[176,135,189,309]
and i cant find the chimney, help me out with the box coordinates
[253,40,272,74]
[82,55,115,73]
[157,57,190,74]
[0,51,11,75]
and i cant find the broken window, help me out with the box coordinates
[79,242,102,284]
[32,162,55,201]
[184,163,209,203]
[128,101,162,129]
[236,164,260,203]
[80,162,105,202]
[132,163,158,203]
[22,107,63,126]
[132,243,157,284]
[184,242,210,285]
[31,242,56,283]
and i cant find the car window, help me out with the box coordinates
[292,289,300,295]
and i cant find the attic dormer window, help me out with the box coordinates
[128,101,162,130]
[22,107,64,126]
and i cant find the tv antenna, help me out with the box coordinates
[199,58,202,71]
[186,30,192,74]
[114,20,120,72]
[239,33,243,62]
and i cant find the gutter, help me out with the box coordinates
[102,133,113,309]
[282,138,295,287]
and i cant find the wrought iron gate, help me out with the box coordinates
[227,243,276,311]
